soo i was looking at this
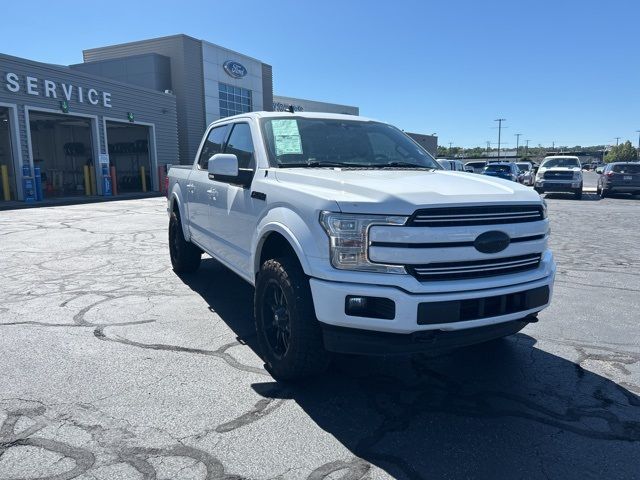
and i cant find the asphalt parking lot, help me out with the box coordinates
[1,196,638,479]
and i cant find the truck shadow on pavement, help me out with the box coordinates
[181,258,640,480]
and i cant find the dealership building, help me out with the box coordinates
[0,34,436,204]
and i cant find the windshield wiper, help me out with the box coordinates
[369,161,435,169]
[279,161,365,168]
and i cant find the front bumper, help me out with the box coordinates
[322,318,535,355]
[309,251,556,337]
[535,179,581,191]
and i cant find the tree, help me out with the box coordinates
[605,141,638,163]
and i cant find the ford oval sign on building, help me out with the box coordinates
[223,61,247,79]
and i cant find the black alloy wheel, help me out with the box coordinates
[262,279,291,358]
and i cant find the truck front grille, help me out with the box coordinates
[408,253,542,281]
[408,205,544,227]
[543,171,573,180]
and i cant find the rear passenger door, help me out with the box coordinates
[187,124,229,251]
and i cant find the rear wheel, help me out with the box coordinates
[168,210,201,273]
[255,256,330,381]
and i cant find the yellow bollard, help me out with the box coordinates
[83,165,91,196]
[1,165,10,201]
[89,166,96,196]
[140,166,147,192]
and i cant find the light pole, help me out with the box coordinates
[515,133,522,159]
[615,137,620,146]
[636,130,640,160]
[449,142,453,157]
[525,139,530,156]
[486,141,491,156]
[495,118,506,160]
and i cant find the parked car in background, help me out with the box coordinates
[534,156,583,199]
[437,159,465,171]
[516,162,534,186]
[482,162,520,182]
[597,162,640,198]
[464,161,486,173]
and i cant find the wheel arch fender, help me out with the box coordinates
[253,208,324,279]
[169,184,191,241]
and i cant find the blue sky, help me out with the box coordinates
[2,0,638,148]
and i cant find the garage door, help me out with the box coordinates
[0,107,17,201]
[106,122,152,193]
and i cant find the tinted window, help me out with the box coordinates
[198,125,229,169]
[612,164,640,173]
[261,118,440,169]
[225,123,255,170]
[486,164,512,173]
[541,157,581,168]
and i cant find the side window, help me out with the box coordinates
[224,123,255,170]
[198,125,229,169]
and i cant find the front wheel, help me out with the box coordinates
[255,256,330,381]
[574,187,583,200]
[168,211,201,273]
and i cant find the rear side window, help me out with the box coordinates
[225,123,255,170]
[198,125,229,169]
[612,164,640,173]
[486,165,511,172]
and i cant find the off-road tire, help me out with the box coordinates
[168,210,201,273]
[255,256,330,381]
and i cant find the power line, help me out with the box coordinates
[494,118,506,160]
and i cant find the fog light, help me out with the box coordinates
[346,296,367,312]
[345,296,395,320]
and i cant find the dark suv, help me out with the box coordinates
[597,162,640,198]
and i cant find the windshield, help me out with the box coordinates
[541,157,580,168]
[612,164,640,174]
[261,117,440,169]
[516,163,531,171]
[485,164,512,173]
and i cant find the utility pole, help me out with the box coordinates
[515,133,522,159]
[552,141,555,152]
[615,137,620,146]
[449,142,453,157]
[525,139,530,156]
[494,118,506,160]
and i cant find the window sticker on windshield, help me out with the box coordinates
[272,119,303,156]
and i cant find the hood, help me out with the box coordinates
[274,168,542,215]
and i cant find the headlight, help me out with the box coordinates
[319,212,408,274]
[541,199,548,218]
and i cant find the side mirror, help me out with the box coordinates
[208,153,238,177]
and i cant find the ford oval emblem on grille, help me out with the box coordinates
[474,231,510,254]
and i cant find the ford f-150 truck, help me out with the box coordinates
[534,155,583,199]
[167,112,556,380]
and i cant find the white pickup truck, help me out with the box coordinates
[167,112,556,380]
